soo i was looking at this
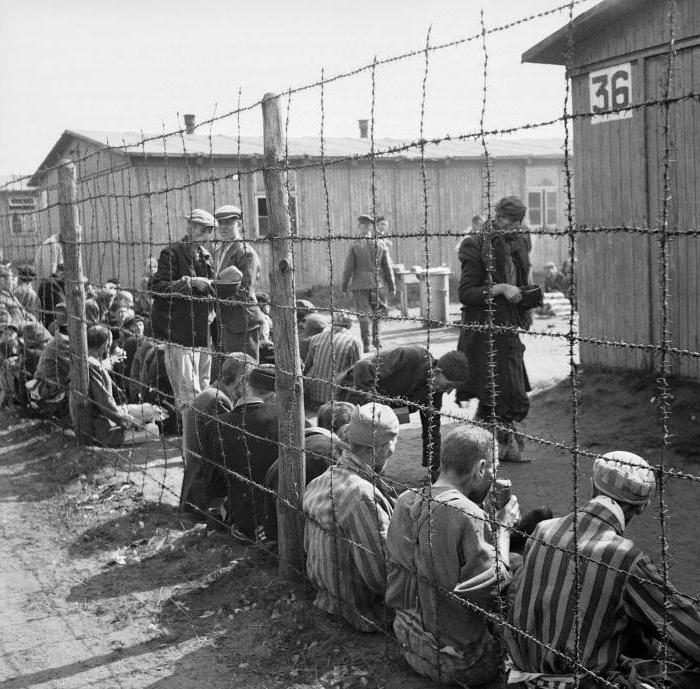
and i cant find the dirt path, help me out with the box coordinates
[0,416,428,689]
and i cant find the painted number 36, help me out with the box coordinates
[592,69,630,113]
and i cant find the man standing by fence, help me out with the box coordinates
[150,209,215,414]
[212,204,264,361]
[342,214,396,353]
[457,196,536,463]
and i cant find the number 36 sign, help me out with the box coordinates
[589,62,632,124]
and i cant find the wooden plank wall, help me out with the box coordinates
[573,31,699,377]
[38,143,567,299]
[645,47,700,379]
[571,0,697,69]
[573,58,653,372]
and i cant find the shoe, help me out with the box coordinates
[229,524,253,543]
[498,423,531,463]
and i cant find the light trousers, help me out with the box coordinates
[163,343,211,412]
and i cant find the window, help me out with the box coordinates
[255,172,298,236]
[527,188,558,228]
[8,196,36,234]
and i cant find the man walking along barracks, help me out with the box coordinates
[342,214,396,353]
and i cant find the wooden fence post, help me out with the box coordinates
[261,93,306,579]
[57,159,91,445]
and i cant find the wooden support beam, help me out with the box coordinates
[261,93,306,579]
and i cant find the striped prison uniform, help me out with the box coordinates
[303,327,361,404]
[506,495,700,679]
[303,449,394,632]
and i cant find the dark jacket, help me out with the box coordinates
[458,230,532,329]
[337,345,436,406]
[213,242,264,338]
[180,384,235,513]
[150,240,214,347]
[207,398,279,538]
[457,229,532,420]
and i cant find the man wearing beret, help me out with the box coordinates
[457,195,535,463]
[206,363,279,539]
[507,451,700,688]
[150,209,215,412]
[342,214,396,353]
[303,403,400,632]
[212,205,264,361]
[336,345,470,479]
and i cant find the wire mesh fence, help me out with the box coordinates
[1,0,700,686]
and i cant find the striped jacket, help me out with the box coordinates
[304,327,361,403]
[303,449,395,632]
[506,496,700,677]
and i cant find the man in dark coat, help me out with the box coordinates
[336,345,469,478]
[457,195,536,463]
[150,209,215,412]
[206,364,279,539]
[180,352,256,516]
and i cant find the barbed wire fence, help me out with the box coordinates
[1,0,699,685]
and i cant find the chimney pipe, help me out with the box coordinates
[184,113,195,135]
[358,119,369,139]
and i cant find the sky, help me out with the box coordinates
[0,0,596,177]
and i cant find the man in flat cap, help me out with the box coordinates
[212,204,264,361]
[342,214,396,353]
[457,195,535,463]
[303,310,361,406]
[206,363,279,539]
[336,345,470,479]
[150,209,215,414]
[303,402,400,632]
[507,451,700,688]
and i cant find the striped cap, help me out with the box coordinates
[593,451,656,505]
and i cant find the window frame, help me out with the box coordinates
[527,187,558,228]
[7,196,37,234]
[254,171,298,236]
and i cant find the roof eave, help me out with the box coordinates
[521,0,646,67]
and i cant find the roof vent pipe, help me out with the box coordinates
[184,114,196,135]
[358,119,369,139]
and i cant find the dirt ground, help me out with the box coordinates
[1,311,699,688]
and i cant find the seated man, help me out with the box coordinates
[84,325,163,447]
[337,346,470,478]
[31,302,71,416]
[507,451,700,689]
[303,403,399,633]
[0,324,20,407]
[206,364,279,539]
[386,424,520,687]
[264,400,356,541]
[179,352,256,516]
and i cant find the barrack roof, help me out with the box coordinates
[30,129,564,186]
